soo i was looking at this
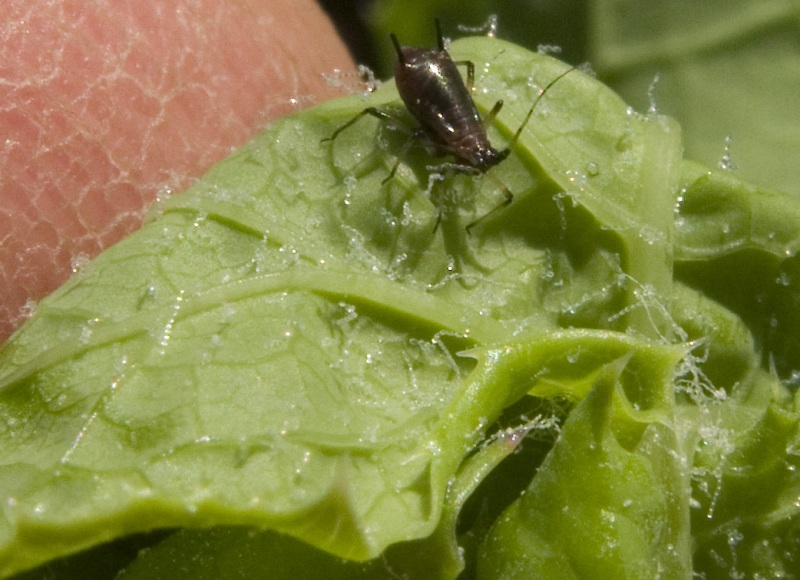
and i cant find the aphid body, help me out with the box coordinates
[391,23,509,173]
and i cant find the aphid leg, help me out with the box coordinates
[425,161,482,233]
[433,209,444,233]
[453,60,476,92]
[482,99,504,127]
[466,183,512,234]
[321,107,396,143]
[464,66,579,233]
[435,18,477,94]
[381,128,426,184]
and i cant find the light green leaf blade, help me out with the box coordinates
[685,370,800,577]
[477,350,692,579]
[674,161,800,379]
[0,35,679,577]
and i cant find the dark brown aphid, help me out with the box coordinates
[392,19,508,175]
[324,19,574,231]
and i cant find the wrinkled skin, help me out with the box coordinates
[0,0,355,342]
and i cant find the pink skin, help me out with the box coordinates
[0,0,355,343]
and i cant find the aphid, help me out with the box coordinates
[324,19,574,232]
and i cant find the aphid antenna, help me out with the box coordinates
[390,33,405,64]
[464,66,577,233]
[434,17,446,52]
[505,64,578,152]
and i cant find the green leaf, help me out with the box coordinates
[685,371,800,577]
[674,161,800,379]
[593,0,800,195]
[477,353,691,579]
[116,528,387,580]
